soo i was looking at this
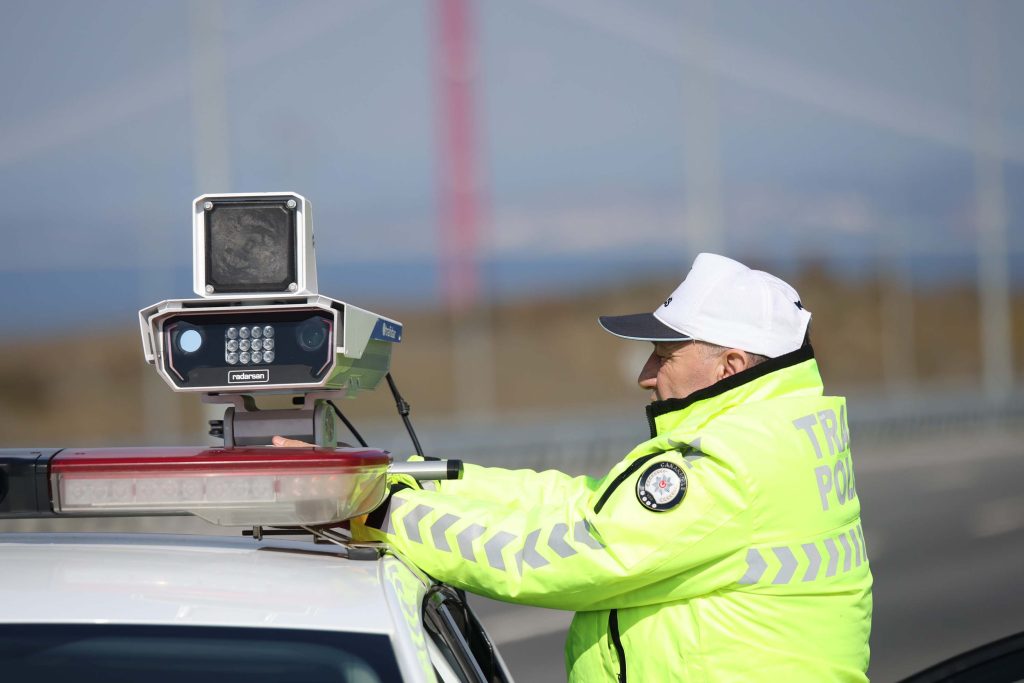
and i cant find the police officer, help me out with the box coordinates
[280,253,873,681]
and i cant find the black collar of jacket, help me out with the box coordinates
[644,343,816,439]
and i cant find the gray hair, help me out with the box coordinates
[694,341,769,368]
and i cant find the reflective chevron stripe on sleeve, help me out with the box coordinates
[574,520,605,549]
[547,523,576,558]
[377,497,606,573]
[515,529,550,571]
[431,513,459,552]
[402,504,433,543]
[484,532,517,571]
[738,524,868,585]
[457,524,486,562]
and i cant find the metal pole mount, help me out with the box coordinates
[202,392,348,447]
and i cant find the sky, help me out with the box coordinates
[0,0,1022,332]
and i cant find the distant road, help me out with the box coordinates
[468,426,1024,682]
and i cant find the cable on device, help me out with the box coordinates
[326,400,368,447]
[385,372,433,460]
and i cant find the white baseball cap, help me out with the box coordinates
[598,253,811,358]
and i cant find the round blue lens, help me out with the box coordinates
[179,329,203,353]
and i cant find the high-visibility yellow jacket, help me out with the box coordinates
[354,345,873,681]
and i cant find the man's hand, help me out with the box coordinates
[271,436,313,447]
[270,435,371,529]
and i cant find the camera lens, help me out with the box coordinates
[176,327,203,354]
[296,317,329,352]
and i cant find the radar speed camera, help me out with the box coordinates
[139,295,402,394]
[141,192,402,396]
[138,192,408,447]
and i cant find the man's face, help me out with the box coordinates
[637,341,722,402]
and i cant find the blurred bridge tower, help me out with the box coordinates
[970,0,1014,403]
[436,0,496,421]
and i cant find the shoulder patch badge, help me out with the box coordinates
[636,461,687,512]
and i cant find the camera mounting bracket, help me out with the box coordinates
[202,392,349,448]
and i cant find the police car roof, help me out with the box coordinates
[0,533,402,634]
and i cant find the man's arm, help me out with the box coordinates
[352,448,750,611]
[435,462,603,507]
[272,436,603,508]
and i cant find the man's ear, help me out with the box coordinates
[718,349,750,379]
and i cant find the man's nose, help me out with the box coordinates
[638,351,658,389]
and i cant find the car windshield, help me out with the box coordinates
[0,624,401,683]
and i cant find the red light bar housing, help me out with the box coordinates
[48,447,391,526]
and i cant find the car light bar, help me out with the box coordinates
[49,447,391,527]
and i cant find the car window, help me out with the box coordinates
[0,623,401,683]
[426,631,466,683]
[422,585,511,683]
[461,596,513,682]
[899,630,1024,683]
[424,586,486,683]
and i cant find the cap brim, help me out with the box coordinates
[598,313,692,342]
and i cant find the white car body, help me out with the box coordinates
[0,532,509,682]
